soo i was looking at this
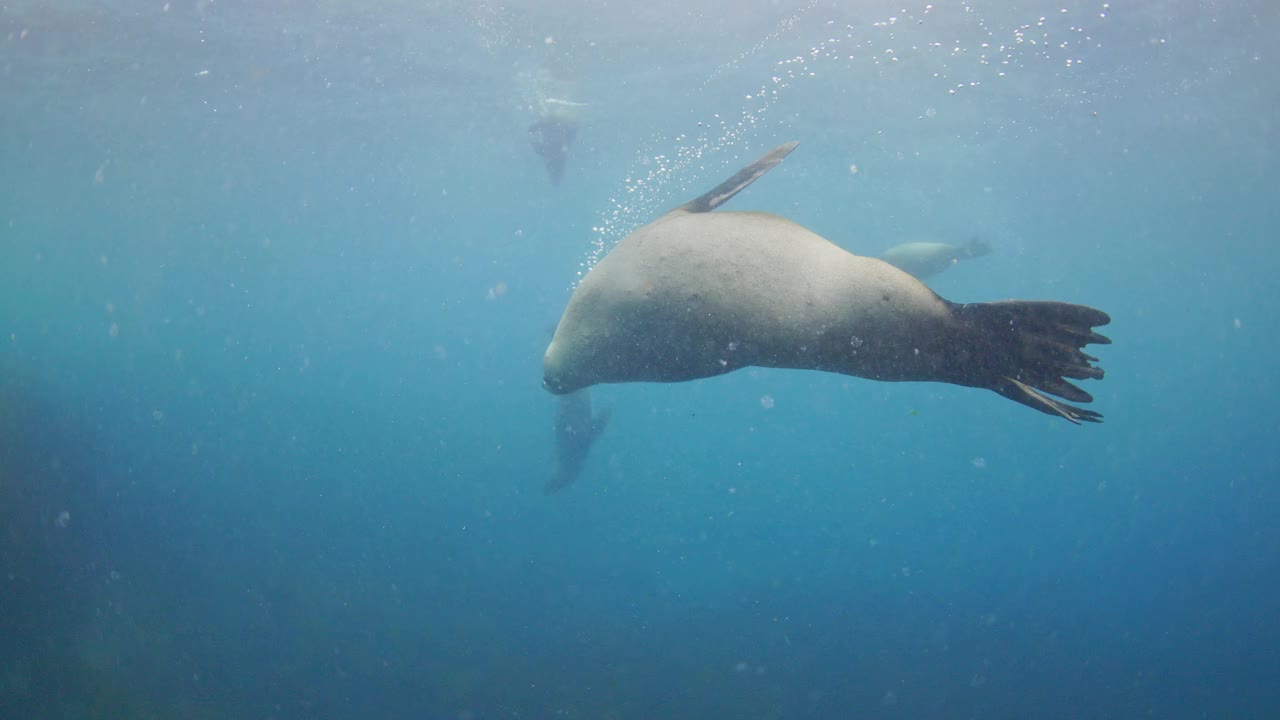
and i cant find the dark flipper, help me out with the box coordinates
[674,141,799,214]
[545,389,611,494]
[952,300,1111,424]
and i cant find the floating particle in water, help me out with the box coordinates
[54,511,71,528]
[760,394,775,409]
[972,456,987,469]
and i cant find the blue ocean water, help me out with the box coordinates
[1,1,1277,718]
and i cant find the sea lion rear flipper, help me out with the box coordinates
[953,300,1110,424]
[996,377,1103,424]
[673,141,799,214]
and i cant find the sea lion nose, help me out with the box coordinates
[542,343,567,394]
[542,374,569,395]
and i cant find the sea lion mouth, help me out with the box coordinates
[542,342,576,394]
[542,376,572,395]
[542,367,576,395]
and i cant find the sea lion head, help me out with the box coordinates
[542,338,580,395]
[543,318,644,395]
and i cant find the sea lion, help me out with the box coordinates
[881,237,992,280]
[543,142,1111,423]
[546,389,611,494]
[529,98,586,187]
[529,117,577,187]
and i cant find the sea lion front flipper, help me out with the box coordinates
[590,407,612,440]
[545,390,610,494]
[673,141,799,214]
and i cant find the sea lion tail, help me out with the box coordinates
[953,300,1111,424]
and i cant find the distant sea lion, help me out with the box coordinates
[543,142,1110,423]
[881,237,992,280]
[546,389,610,494]
[529,99,586,187]
[529,116,578,187]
